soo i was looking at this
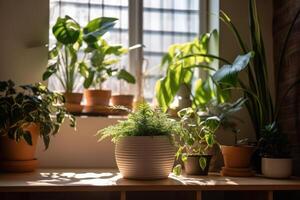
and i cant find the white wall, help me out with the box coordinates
[0,0,274,167]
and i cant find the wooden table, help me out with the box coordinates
[0,168,300,200]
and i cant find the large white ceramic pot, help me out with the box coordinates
[262,157,292,178]
[115,136,175,180]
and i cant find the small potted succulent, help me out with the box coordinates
[173,107,220,176]
[97,103,180,180]
[259,122,292,178]
[0,80,75,172]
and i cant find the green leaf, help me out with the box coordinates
[79,62,89,78]
[43,63,58,80]
[199,156,207,170]
[83,69,95,89]
[212,52,253,85]
[83,17,117,43]
[116,69,136,84]
[181,153,188,162]
[172,164,182,176]
[23,131,33,146]
[52,15,80,45]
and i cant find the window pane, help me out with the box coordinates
[143,0,199,101]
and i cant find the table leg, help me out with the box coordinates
[120,191,126,200]
[196,191,202,200]
[267,191,273,200]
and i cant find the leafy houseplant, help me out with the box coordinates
[173,98,247,176]
[155,31,217,112]
[43,15,136,110]
[0,80,75,172]
[97,103,180,179]
[173,107,220,176]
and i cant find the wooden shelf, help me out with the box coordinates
[0,168,300,193]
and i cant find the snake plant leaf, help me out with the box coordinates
[212,52,253,86]
[116,69,136,84]
[83,17,117,44]
[52,15,80,45]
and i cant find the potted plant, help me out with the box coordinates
[173,107,220,176]
[259,122,292,178]
[0,80,75,172]
[81,38,138,109]
[43,15,119,112]
[97,103,180,180]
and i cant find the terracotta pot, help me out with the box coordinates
[221,145,255,168]
[84,89,111,106]
[115,136,175,180]
[184,155,212,175]
[262,157,292,179]
[63,92,83,104]
[0,124,39,172]
[111,95,134,109]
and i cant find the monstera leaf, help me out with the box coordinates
[83,17,117,43]
[52,15,80,45]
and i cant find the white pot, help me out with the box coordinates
[262,157,292,178]
[115,136,175,180]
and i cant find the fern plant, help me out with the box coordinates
[97,103,181,143]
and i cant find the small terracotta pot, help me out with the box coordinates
[262,157,292,179]
[184,155,212,175]
[111,95,134,109]
[0,124,39,172]
[115,136,175,180]
[221,145,255,168]
[63,92,83,104]
[84,89,111,106]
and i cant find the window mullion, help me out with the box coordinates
[128,0,144,101]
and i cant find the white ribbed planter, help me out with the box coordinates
[262,157,292,179]
[115,136,175,180]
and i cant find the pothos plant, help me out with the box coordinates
[172,97,247,176]
[0,80,75,149]
[43,15,137,92]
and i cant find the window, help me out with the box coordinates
[49,0,202,101]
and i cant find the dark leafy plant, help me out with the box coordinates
[0,80,76,149]
[96,103,181,143]
[44,15,137,92]
[258,122,290,158]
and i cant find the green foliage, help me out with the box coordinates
[0,80,76,149]
[97,103,181,143]
[173,98,246,175]
[155,30,218,112]
[44,15,137,92]
[258,122,290,158]
[216,1,300,150]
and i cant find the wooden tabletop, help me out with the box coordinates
[0,168,300,192]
